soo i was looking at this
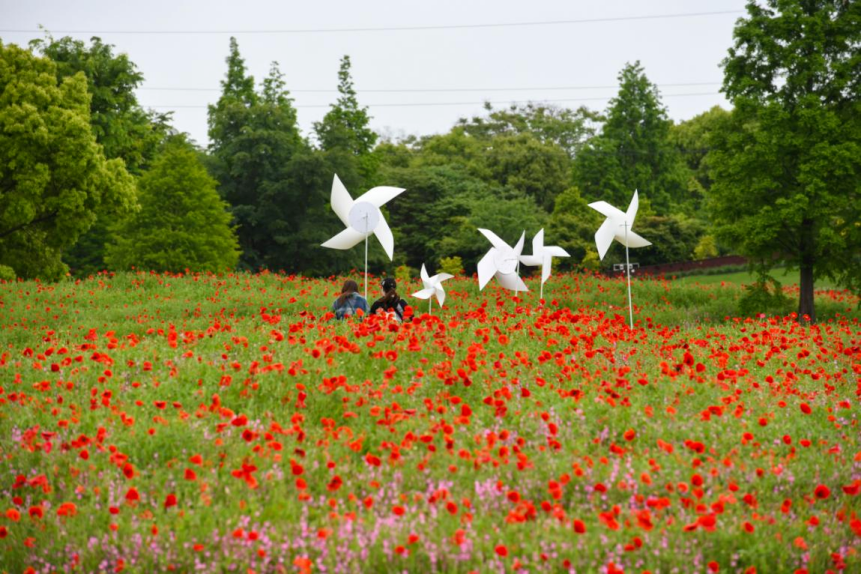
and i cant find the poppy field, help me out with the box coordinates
[0,271,860,574]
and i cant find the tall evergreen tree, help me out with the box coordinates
[107,137,239,272]
[572,62,689,213]
[314,55,378,186]
[708,0,861,321]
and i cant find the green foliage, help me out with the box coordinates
[709,0,861,320]
[693,235,719,260]
[0,41,136,280]
[207,39,312,272]
[314,55,378,184]
[669,106,729,202]
[30,35,172,276]
[395,265,414,283]
[0,265,15,281]
[737,272,792,318]
[106,137,239,272]
[438,256,463,277]
[457,102,598,159]
[547,187,601,270]
[484,133,570,211]
[572,62,690,213]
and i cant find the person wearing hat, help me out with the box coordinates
[370,277,411,321]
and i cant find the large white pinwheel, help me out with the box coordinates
[519,229,570,300]
[588,189,651,261]
[411,264,454,315]
[588,190,652,328]
[476,229,529,292]
[321,174,405,299]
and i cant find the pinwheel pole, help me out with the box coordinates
[623,221,634,329]
[363,213,368,301]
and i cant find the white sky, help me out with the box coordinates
[1,0,746,147]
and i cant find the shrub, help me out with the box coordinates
[439,256,463,276]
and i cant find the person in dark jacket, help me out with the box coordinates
[370,278,410,321]
[332,279,369,320]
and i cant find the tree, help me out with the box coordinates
[107,137,239,272]
[314,55,378,184]
[572,62,690,213]
[485,133,570,211]
[31,35,170,174]
[31,35,171,275]
[457,102,598,159]
[208,38,307,271]
[0,42,136,280]
[709,0,861,321]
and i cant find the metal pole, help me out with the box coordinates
[363,224,369,302]
[429,296,433,316]
[624,222,633,329]
[540,277,544,302]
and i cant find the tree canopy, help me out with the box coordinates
[107,137,239,272]
[708,0,861,320]
[0,41,136,280]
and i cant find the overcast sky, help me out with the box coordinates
[1,0,747,147]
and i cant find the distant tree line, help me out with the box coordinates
[1,0,859,320]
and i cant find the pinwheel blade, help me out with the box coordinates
[588,201,625,219]
[434,286,446,307]
[433,273,454,282]
[595,217,616,260]
[532,229,545,253]
[513,231,526,256]
[626,190,640,227]
[477,251,496,290]
[322,227,366,250]
[420,264,430,283]
[357,186,406,208]
[412,287,435,300]
[497,271,529,292]
[478,229,511,251]
[620,230,652,248]
[373,214,395,260]
[331,174,353,226]
[519,255,542,267]
[539,255,552,284]
[545,246,570,258]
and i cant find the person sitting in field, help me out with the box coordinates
[331,279,368,320]
[370,278,411,321]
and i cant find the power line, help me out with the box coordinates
[139,82,721,94]
[142,91,722,110]
[1,10,743,35]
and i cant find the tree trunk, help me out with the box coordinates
[798,219,816,322]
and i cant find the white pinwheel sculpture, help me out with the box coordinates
[476,229,529,292]
[411,264,454,315]
[588,190,651,261]
[588,190,651,328]
[321,174,405,299]
[519,229,570,300]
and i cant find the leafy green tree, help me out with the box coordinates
[208,39,308,271]
[669,106,730,201]
[709,0,861,321]
[547,187,601,269]
[31,35,172,276]
[457,102,598,159]
[107,137,239,272]
[314,55,378,184]
[572,62,690,213]
[0,42,136,280]
[485,133,570,211]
